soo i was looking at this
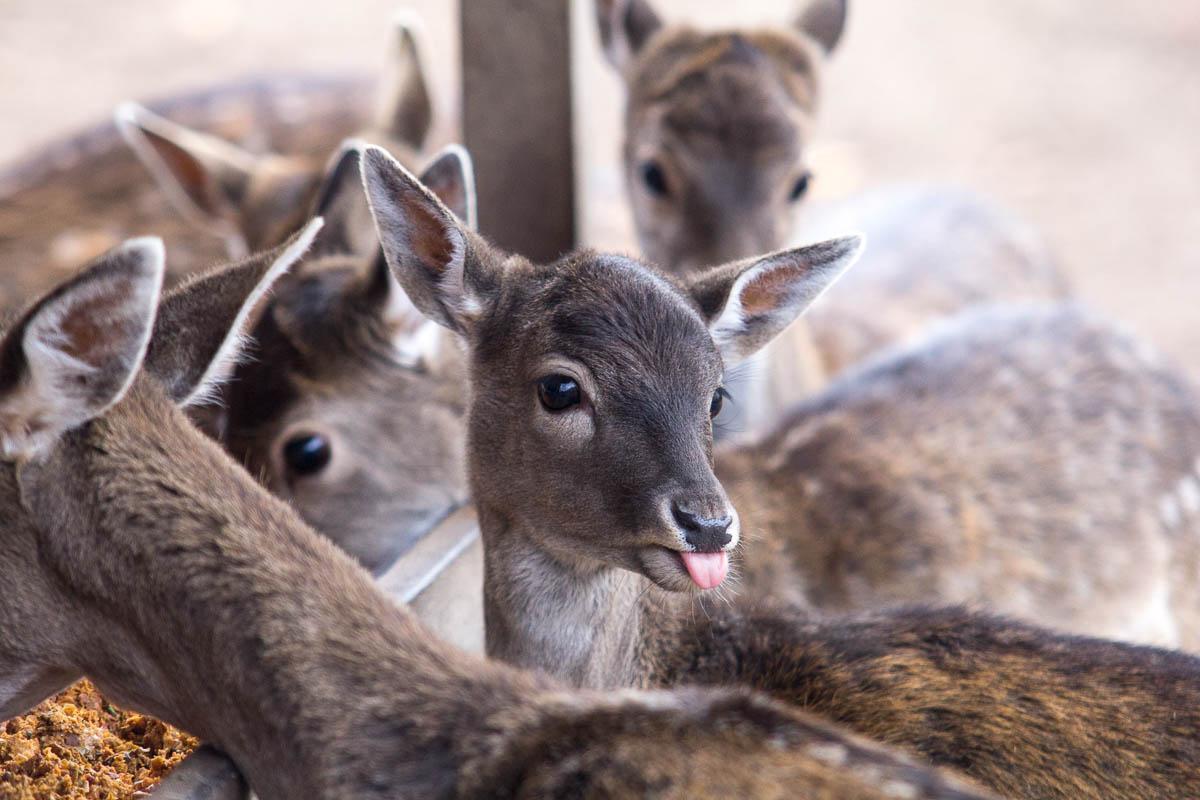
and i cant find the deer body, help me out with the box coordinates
[0,233,992,800]
[724,304,1200,647]
[362,148,1200,799]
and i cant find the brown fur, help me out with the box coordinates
[0,237,990,800]
[363,152,1200,799]
[0,75,370,305]
[723,304,1200,648]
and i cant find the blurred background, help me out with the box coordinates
[2,0,1198,370]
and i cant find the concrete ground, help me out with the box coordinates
[1,0,1198,369]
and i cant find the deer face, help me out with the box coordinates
[217,144,476,573]
[362,145,862,592]
[596,0,846,274]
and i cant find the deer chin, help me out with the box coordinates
[636,545,730,592]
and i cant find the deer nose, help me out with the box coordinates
[671,501,733,552]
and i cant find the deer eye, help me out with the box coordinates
[789,172,812,203]
[710,387,730,418]
[640,160,669,197]
[283,433,332,477]
[537,375,582,412]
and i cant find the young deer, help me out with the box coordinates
[0,14,428,308]
[721,303,1200,648]
[115,13,437,261]
[596,0,1068,427]
[217,142,473,572]
[362,146,1200,799]
[0,232,991,800]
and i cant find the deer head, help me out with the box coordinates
[217,142,474,573]
[115,14,435,258]
[362,145,861,592]
[596,0,847,274]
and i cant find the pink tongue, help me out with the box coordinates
[679,550,729,590]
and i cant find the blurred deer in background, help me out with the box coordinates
[0,14,434,306]
[363,147,1200,799]
[0,225,993,800]
[595,0,1069,431]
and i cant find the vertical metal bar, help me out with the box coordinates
[461,0,576,261]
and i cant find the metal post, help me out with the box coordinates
[462,0,576,261]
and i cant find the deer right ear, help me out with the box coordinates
[691,235,864,366]
[115,103,258,253]
[596,0,663,74]
[142,219,323,406]
[0,239,164,458]
[795,0,848,54]
[361,145,493,336]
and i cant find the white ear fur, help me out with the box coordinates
[708,234,864,366]
[0,238,165,458]
[182,218,324,407]
[114,102,253,258]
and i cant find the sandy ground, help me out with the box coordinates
[1,0,1198,369]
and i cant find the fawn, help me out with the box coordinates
[595,0,1068,427]
[362,145,1200,799]
[720,303,1200,648]
[0,230,990,800]
[0,13,430,310]
[217,141,473,572]
[115,13,437,261]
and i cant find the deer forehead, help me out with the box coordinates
[633,30,819,113]
[488,255,721,387]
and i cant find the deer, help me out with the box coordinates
[594,0,1070,429]
[362,144,1200,799]
[216,141,473,572]
[719,302,1200,647]
[0,12,433,307]
[0,230,994,800]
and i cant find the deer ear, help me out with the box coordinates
[361,144,495,336]
[0,238,164,457]
[374,12,434,149]
[595,0,664,73]
[795,0,848,54]
[417,145,477,231]
[116,102,258,254]
[307,140,379,258]
[692,235,863,366]
[143,219,323,406]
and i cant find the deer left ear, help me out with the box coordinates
[143,219,323,406]
[691,235,864,366]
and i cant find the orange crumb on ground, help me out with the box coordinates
[0,680,197,800]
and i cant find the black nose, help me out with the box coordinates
[671,501,733,552]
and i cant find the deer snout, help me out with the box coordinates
[670,498,735,552]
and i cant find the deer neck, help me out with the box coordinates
[25,387,540,799]
[479,504,674,690]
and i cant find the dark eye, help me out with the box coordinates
[710,387,730,418]
[283,433,332,476]
[537,375,582,412]
[640,160,669,197]
[789,172,812,203]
